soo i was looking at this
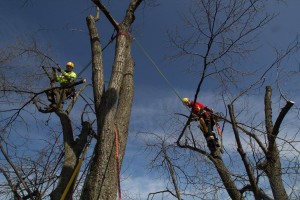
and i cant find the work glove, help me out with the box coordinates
[57,67,63,73]
[51,67,56,71]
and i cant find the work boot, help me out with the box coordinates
[214,138,223,153]
[215,139,221,147]
[207,140,216,151]
[206,136,215,151]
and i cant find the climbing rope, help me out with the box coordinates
[133,37,202,144]
[133,37,199,144]
[133,37,182,101]
[77,60,92,78]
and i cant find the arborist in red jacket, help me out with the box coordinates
[182,97,221,150]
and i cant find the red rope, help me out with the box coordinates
[118,31,132,39]
[114,127,122,200]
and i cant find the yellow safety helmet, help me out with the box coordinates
[182,97,189,105]
[66,61,75,68]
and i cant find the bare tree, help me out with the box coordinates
[79,1,144,199]
[0,39,90,199]
[145,0,300,199]
[0,0,145,199]
[145,133,183,200]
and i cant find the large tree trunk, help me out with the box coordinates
[50,112,90,200]
[81,1,142,199]
[228,104,262,199]
[211,156,244,200]
[265,145,288,200]
[81,15,134,200]
[263,86,290,200]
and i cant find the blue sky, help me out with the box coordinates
[1,0,300,199]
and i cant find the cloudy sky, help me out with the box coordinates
[1,0,300,199]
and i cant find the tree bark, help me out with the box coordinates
[50,112,90,200]
[228,104,260,199]
[211,156,244,200]
[263,86,290,200]
[81,1,142,199]
[81,11,135,200]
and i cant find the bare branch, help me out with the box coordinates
[92,0,119,30]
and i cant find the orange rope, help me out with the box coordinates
[114,127,122,200]
[216,122,222,137]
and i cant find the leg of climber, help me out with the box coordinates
[206,135,216,151]
[205,117,217,151]
[199,118,208,134]
[208,114,221,148]
[66,87,76,99]
[44,90,57,111]
[199,117,213,149]
[211,131,221,147]
[207,113,221,148]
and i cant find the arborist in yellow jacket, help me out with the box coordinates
[53,61,77,86]
[53,61,77,98]
[46,61,77,111]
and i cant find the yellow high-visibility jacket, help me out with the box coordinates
[55,71,77,85]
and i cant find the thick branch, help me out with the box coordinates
[265,86,295,150]
[228,104,260,199]
[92,0,119,30]
[163,147,182,200]
[115,50,134,165]
[121,0,143,28]
[86,15,105,117]
[147,189,178,200]
[74,121,92,156]
[263,86,290,200]
[56,112,74,145]
[264,86,273,136]
[271,100,294,144]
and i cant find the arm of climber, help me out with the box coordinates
[61,71,77,83]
